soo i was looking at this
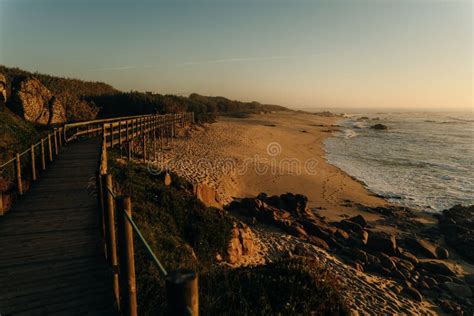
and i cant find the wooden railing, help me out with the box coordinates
[0,111,198,315]
[0,112,194,215]
[96,112,198,316]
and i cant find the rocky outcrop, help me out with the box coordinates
[9,77,66,125]
[0,73,6,105]
[228,193,474,312]
[193,183,218,207]
[226,222,255,265]
[438,205,474,264]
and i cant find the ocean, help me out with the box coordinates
[324,111,474,213]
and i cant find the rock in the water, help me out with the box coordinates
[9,77,67,125]
[418,260,456,276]
[366,231,397,255]
[441,282,473,299]
[370,123,388,130]
[439,204,474,264]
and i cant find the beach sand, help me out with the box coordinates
[145,111,455,314]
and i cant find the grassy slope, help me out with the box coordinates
[110,157,348,315]
[0,109,41,162]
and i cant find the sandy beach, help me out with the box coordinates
[153,112,385,216]
[144,111,445,313]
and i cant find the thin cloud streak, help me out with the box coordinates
[87,53,320,71]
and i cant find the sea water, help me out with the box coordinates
[324,111,474,213]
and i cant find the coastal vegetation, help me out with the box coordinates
[109,155,348,315]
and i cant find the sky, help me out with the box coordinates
[0,0,472,110]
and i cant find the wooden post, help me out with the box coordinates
[102,124,107,148]
[117,196,138,316]
[96,171,107,255]
[126,120,130,143]
[143,134,147,162]
[128,141,132,161]
[166,270,199,316]
[58,128,63,147]
[153,126,157,160]
[0,192,4,215]
[100,141,108,175]
[54,129,59,156]
[102,174,120,308]
[48,134,53,162]
[16,153,23,195]
[119,121,122,146]
[30,144,36,181]
[40,138,46,171]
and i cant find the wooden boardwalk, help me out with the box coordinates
[0,139,117,315]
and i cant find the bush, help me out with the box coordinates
[201,257,349,315]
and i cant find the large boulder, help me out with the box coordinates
[226,222,255,265]
[9,77,66,125]
[418,260,456,276]
[366,231,397,255]
[405,237,438,259]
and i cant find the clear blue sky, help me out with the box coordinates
[0,0,472,110]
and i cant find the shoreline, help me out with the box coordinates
[147,111,473,314]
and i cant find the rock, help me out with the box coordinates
[308,236,330,251]
[0,73,7,106]
[442,282,473,298]
[370,123,388,130]
[439,205,474,264]
[435,246,450,259]
[397,259,415,271]
[266,195,284,210]
[425,277,437,288]
[9,77,67,125]
[402,287,423,302]
[193,183,218,207]
[465,274,474,285]
[352,249,369,264]
[335,229,349,240]
[340,219,363,233]
[399,250,419,265]
[226,222,255,265]
[359,230,369,245]
[405,237,438,259]
[49,96,67,124]
[418,260,456,276]
[438,299,464,316]
[366,231,397,255]
[349,215,368,227]
[380,253,397,271]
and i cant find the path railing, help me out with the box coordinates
[0,111,197,315]
[0,126,65,214]
[96,112,198,316]
[0,112,194,215]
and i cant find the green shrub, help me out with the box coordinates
[201,257,349,315]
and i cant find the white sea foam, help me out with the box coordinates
[324,112,474,213]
